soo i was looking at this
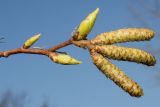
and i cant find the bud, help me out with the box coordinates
[23,34,41,49]
[94,45,156,66]
[73,8,99,40]
[90,50,143,97]
[48,52,82,65]
[91,28,155,45]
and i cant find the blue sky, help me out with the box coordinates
[0,0,160,107]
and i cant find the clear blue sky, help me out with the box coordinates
[0,0,160,107]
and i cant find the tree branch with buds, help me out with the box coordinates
[0,8,156,97]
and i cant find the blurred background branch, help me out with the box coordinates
[0,90,26,107]
[0,90,52,107]
[128,0,160,85]
[0,37,5,43]
[129,0,160,25]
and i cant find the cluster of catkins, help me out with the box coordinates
[90,28,155,97]
[23,8,156,97]
[72,8,156,97]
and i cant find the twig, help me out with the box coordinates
[71,40,94,49]
[0,38,92,58]
[47,38,73,51]
[0,48,49,57]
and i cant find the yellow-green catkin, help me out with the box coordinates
[91,28,155,45]
[48,52,81,65]
[23,34,41,49]
[73,8,99,41]
[94,45,156,66]
[90,50,143,97]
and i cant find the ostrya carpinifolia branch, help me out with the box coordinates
[48,52,82,65]
[0,8,157,97]
[91,28,154,45]
[73,8,99,41]
[94,45,156,66]
[90,50,143,97]
[23,34,41,49]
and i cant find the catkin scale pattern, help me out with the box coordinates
[94,45,156,66]
[90,50,143,97]
[91,28,154,45]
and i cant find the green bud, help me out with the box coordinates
[73,8,99,40]
[94,45,156,66]
[23,34,41,49]
[49,52,82,65]
[90,50,143,97]
[91,28,155,45]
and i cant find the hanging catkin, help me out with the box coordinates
[91,28,154,45]
[94,45,156,66]
[90,50,143,97]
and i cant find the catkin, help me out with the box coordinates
[90,50,143,97]
[91,28,155,45]
[94,45,156,66]
[23,34,41,49]
[73,8,99,40]
[48,52,81,65]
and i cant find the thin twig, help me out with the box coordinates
[47,38,73,51]
[0,39,72,58]
[0,48,49,57]
[0,38,92,58]
[71,40,94,49]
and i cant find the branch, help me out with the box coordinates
[0,8,99,58]
[47,38,73,51]
[0,48,49,57]
[0,39,72,58]
[0,6,156,97]
[0,38,92,58]
[71,40,94,49]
